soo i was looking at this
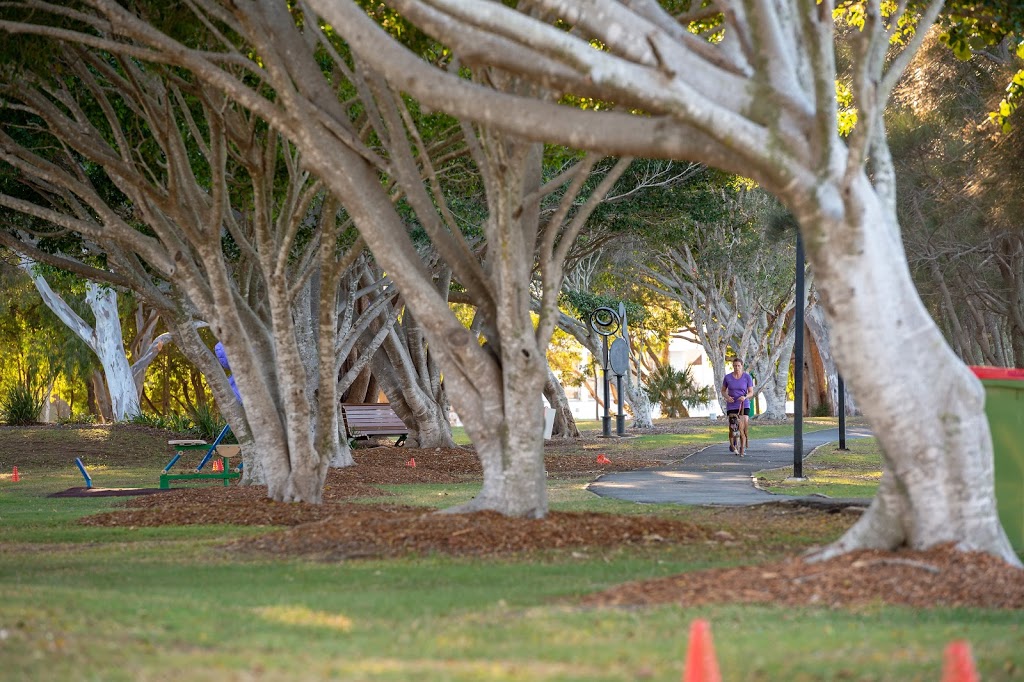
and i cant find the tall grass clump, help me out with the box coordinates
[189,402,233,442]
[1,384,44,425]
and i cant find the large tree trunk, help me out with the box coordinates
[806,299,859,417]
[84,283,141,421]
[24,264,142,421]
[796,175,1018,565]
[624,369,654,428]
[544,365,580,438]
[756,351,791,420]
[372,327,457,449]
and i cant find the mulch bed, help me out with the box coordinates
[225,507,709,560]
[581,544,1024,610]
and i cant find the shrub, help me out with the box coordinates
[57,412,98,425]
[644,365,711,418]
[127,412,167,429]
[1,385,44,425]
[189,403,235,442]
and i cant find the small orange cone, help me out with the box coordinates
[596,454,612,465]
[682,619,721,682]
[211,459,222,472]
[406,458,416,468]
[941,641,979,682]
[11,466,20,482]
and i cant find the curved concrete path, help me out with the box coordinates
[588,426,874,506]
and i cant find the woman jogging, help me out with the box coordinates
[722,358,754,456]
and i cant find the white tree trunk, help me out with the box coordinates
[797,176,1018,565]
[85,283,140,421]
[624,368,654,429]
[753,331,795,420]
[544,365,580,438]
[23,263,141,421]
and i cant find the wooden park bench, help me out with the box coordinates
[341,403,409,446]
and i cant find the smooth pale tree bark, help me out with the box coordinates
[543,365,579,438]
[21,263,141,420]
[0,227,265,481]
[363,264,457,449]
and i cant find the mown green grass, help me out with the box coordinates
[755,437,883,498]
[453,418,839,451]
[1,425,1021,681]
[2,525,1021,681]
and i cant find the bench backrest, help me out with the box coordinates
[341,403,409,436]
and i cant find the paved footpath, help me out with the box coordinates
[588,426,874,506]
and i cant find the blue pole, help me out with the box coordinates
[74,457,93,488]
[196,424,232,471]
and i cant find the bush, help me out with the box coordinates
[128,406,236,443]
[1,385,44,425]
[189,403,233,442]
[57,412,98,425]
[812,402,832,418]
[644,365,711,418]
[127,412,167,429]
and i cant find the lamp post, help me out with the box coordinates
[793,231,805,479]
[838,374,848,450]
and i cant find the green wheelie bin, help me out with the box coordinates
[970,366,1024,553]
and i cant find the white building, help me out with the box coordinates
[561,336,722,421]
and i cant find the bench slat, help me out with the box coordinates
[341,403,410,440]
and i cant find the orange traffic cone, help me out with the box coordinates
[596,454,612,465]
[212,459,222,472]
[406,458,416,468]
[11,466,20,482]
[682,619,721,682]
[941,641,979,682]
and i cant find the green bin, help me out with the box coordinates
[970,366,1024,553]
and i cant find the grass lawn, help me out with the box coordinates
[755,437,883,499]
[1,423,1020,681]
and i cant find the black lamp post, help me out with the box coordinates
[838,374,848,450]
[793,231,805,479]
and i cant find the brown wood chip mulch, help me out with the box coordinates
[580,544,1024,610]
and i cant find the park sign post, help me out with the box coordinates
[591,306,630,438]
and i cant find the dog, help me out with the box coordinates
[728,412,742,455]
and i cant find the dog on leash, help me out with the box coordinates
[728,412,742,455]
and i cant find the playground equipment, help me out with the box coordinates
[75,458,93,488]
[160,424,241,489]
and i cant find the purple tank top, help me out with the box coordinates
[722,372,753,411]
